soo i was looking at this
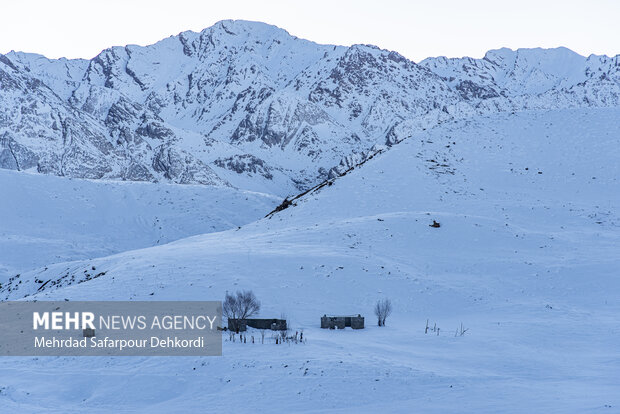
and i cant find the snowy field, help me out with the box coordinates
[0,108,618,412]
[0,171,279,284]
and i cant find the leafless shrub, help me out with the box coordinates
[455,322,469,337]
[374,298,393,326]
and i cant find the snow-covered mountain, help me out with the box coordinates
[1,107,618,412]
[0,18,619,413]
[419,46,620,108]
[1,20,618,196]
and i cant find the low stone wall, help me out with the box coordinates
[228,318,287,332]
[350,316,364,329]
[321,316,345,329]
[246,319,287,331]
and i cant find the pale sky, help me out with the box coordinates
[1,0,618,62]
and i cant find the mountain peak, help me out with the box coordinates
[197,19,299,43]
[483,46,586,66]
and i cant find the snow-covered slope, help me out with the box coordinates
[2,21,619,197]
[1,108,618,412]
[0,169,278,285]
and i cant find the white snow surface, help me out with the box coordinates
[0,107,618,412]
[0,169,278,284]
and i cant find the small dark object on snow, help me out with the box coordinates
[83,328,95,338]
[430,220,441,228]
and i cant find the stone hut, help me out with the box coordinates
[228,318,287,332]
[321,314,364,329]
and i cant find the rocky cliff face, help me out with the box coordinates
[1,20,618,195]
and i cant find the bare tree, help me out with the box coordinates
[374,299,393,326]
[222,291,238,320]
[237,290,260,319]
[223,290,261,332]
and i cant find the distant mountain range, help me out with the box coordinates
[1,20,618,196]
